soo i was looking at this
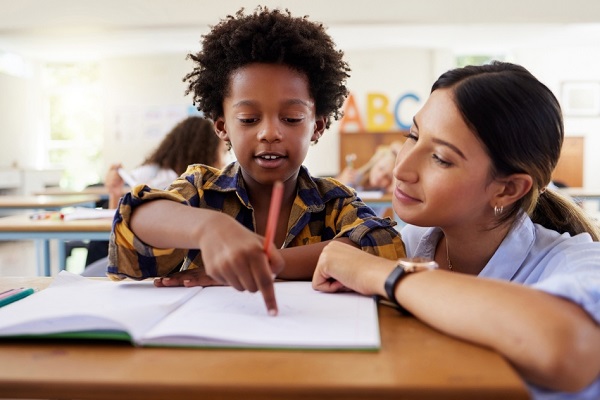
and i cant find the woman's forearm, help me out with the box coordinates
[396,271,600,391]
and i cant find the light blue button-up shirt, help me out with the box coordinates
[401,213,600,400]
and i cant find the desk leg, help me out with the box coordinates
[35,239,51,276]
[57,239,67,272]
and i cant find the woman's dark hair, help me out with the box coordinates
[183,6,350,130]
[144,116,221,175]
[432,61,599,240]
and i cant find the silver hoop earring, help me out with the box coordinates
[494,205,504,217]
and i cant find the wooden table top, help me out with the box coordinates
[0,194,100,209]
[0,277,529,400]
[34,186,130,197]
[0,213,112,233]
[558,187,600,199]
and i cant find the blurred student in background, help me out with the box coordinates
[82,116,227,272]
[336,141,402,194]
[104,116,227,209]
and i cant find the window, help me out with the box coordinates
[43,63,103,190]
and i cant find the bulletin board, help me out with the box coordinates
[552,136,584,188]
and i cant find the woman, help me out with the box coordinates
[105,116,227,209]
[82,116,227,272]
[312,61,600,399]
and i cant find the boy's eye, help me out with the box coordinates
[239,118,258,124]
[283,117,303,123]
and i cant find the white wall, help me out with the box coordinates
[0,66,45,169]
[100,54,194,172]
[306,47,452,176]
[1,45,600,189]
[510,44,600,190]
[101,48,451,178]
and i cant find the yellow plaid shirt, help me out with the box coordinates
[108,163,405,280]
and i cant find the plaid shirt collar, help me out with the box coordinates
[204,162,354,212]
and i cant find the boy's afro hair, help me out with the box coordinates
[184,6,350,129]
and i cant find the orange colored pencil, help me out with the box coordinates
[263,181,284,258]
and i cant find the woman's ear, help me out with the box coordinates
[214,118,229,141]
[311,117,326,142]
[491,173,533,209]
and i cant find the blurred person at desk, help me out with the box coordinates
[336,142,402,195]
[82,116,227,272]
[312,62,600,399]
[336,142,402,219]
[105,116,227,209]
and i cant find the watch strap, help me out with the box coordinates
[384,264,407,309]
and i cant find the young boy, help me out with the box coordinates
[108,7,405,314]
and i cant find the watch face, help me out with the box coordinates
[397,258,439,272]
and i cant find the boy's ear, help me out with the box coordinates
[491,173,533,209]
[214,118,229,141]
[311,117,326,141]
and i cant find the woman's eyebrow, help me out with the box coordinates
[413,117,466,160]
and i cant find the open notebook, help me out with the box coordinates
[0,271,380,350]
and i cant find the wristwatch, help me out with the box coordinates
[384,258,438,311]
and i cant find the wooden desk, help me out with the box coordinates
[0,215,112,276]
[0,278,529,400]
[0,194,100,211]
[559,187,600,201]
[34,186,130,200]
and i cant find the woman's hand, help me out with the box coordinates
[312,241,395,296]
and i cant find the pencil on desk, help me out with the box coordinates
[263,181,284,259]
[0,288,35,308]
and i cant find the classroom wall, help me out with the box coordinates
[100,54,194,171]
[102,48,450,178]
[306,47,453,176]
[0,68,45,169]
[510,44,600,190]
[1,45,600,190]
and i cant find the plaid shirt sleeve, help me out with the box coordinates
[107,164,226,281]
[289,175,405,261]
[108,164,406,281]
[107,184,193,280]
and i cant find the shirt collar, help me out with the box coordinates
[204,162,355,211]
[414,213,535,280]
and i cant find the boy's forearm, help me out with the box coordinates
[277,238,356,280]
[129,199,215,250]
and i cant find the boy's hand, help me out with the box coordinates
[198,215,285,315]
[153,268,220,288]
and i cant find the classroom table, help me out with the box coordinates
[0,214,112,276]
[558,187,600,201]
[34,186,111,196]
[33,186,131,203]
[0,277,529,400]
[558,187,600,212]
[0,194,100,211]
